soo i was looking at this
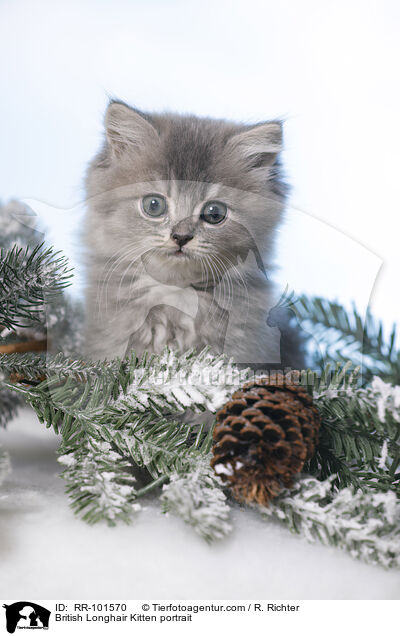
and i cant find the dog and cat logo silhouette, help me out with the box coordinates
[2,602,50,633]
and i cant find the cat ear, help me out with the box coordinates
[227,121,282,167]
[104,101,159,156]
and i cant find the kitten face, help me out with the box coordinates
[85,101,286,289]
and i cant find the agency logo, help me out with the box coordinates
[2,603,51,633]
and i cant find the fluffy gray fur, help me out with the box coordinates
[84,100,302,367]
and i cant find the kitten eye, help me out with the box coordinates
[201,201,227,225]
[142,194,167,217]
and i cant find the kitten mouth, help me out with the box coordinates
[169,248,190,258]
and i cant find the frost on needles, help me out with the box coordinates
[3,346,247,542]
[3,345,400,565]
[261,475,400,569]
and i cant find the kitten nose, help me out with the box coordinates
[172,232,194,248]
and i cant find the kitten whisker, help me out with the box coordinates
[208,253,230,319]
[199,255,216,325]
[202,254,228,330]
[211,250,250,325]
[116,251,148,313]
[98,244,149,318]
[96,244,135,315]
[116,245,166,314]
[209,254,236,332]
[97,246,137,317]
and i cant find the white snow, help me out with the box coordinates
[370,376,400,423]
[214,463,234,477]
[114,350,248,418]
[57,453,76,467]
[0,408,399,599]
[378,439,389,470]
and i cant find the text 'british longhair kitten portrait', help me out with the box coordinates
[84,100,303,367]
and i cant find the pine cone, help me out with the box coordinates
[211,374,320,506]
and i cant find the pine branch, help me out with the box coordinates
[2,347,242,530]
[0,243,72,332]
[58,436,140,526]
[0,386,23,427]
[2,348,246,429]
[111,347,247,416]
[3,334,399,560]
[0,351,123,386]
[305,372,400,494]
[160,460,232,542]
[57,414,223,530]
[258,475,400,569]
[295,296,400,384]
[306,445,364,490]
[98,415,216,479]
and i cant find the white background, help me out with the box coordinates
[0,0,399,329]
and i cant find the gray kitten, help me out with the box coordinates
[84,100,302,367]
